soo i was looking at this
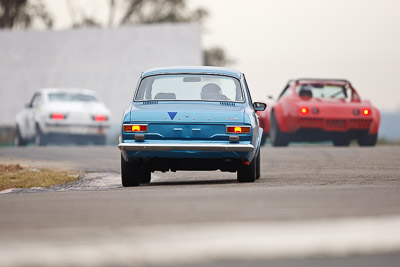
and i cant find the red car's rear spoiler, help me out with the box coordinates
[292,78,351,84]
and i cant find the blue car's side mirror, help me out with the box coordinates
[253,102,266,111]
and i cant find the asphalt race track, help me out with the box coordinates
[0,145,400,267]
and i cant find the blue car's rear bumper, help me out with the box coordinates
[118,142,254,152]
[119,141,255,160]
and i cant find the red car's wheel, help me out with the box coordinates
[269,112,289,147]
[332,134,350,147]
[260,134,267,146]
[357,133,377,147]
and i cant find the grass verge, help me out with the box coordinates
[377,138,400,145]
[0,163,79,191]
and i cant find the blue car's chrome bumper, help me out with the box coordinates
[118,142,254,152]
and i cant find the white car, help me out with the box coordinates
[15,88,111,146]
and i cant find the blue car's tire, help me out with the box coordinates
[140,163,152,184]
[237,155,257,183]
[121,154,140,187]
[256,149,261,180]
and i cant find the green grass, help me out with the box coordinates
[377,138,400,145]
[0,164,79,191]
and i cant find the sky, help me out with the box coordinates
[42,0,400,112]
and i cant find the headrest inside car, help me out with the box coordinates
[299,87,313,98]
[154,92,176,100]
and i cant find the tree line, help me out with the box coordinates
[0,0,232,66]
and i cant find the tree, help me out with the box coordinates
[67,0,207,28]
[204,47,234,67]
[0,0,233,66]
[118,0,207,25]
[65,0,102,28]
[115,0,232,66]
[0,0,53,29]
[67,0,232,66]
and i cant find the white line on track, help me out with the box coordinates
[1,216,400,266]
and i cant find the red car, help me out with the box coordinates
[259,79,380,147]
[257,97,273,145]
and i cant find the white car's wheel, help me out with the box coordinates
[14,126,26,146]
[35,125,47,146]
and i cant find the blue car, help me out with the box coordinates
[118,66,266,186]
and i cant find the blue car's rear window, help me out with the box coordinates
[135,74,244,102]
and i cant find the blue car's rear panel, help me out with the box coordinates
[120,102,254,162]
[118,67,261,173]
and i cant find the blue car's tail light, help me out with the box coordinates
[123,124,148,132]
[226,126,251,134]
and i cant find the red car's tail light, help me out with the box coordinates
[94,115,107,122]
[51,113,65,120]
[300,107,309,114]
[123,124,148,132]
[226,126,251,134]
[362,108,370,116]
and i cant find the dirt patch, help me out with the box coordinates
[0,163,23,173]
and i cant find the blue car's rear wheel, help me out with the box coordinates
[256,149,261,180]
[140,163,152,184]
[121,154,141,187]
[237,154,257,183]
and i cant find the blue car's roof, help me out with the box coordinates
[141,66,242,79]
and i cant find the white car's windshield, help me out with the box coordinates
[296,84,349,99]
[48,93,98,102]
[135,74,244,102]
